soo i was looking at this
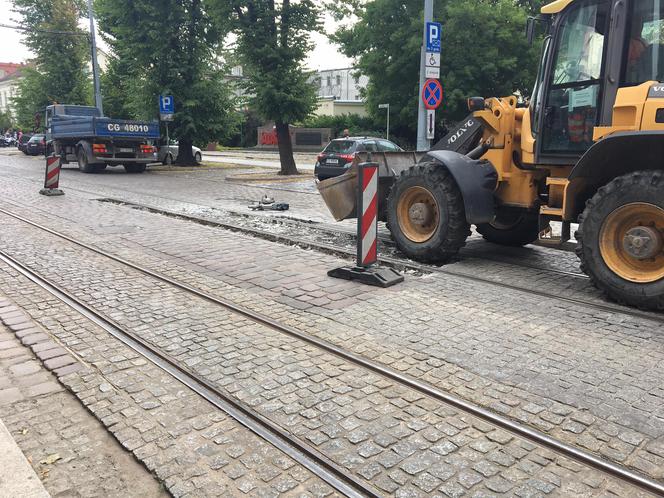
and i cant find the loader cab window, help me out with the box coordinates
[541,1,609,155]
[531,36,551,134]
[624,0,664,85]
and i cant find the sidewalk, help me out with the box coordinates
[203,150,317,171]
[0,418,50,498]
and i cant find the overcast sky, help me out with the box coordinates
[0,0,352,70]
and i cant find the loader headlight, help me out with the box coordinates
[468,97,486,112]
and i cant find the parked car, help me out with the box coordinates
[157,140,202,165]
[25,134,46,156]
[314,137,403,181]
[18,134,33,154]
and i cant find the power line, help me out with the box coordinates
[0,22,88,37]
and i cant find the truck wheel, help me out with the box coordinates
[124,164,146,174]
[77,148,101,173]
[386,163,470,263]
[476,210,539,246]
[576,170,664,310]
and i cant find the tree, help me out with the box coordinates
[0,110,14,131]
[332,0,539,144]
[95,0,237,164]
[220,0,322,175]
[12,0,91,127]
[13,68,49,131]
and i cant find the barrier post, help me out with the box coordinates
[328,160,404,288]
[40,154,64,197]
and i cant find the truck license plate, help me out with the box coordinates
[118,147,133,153]
[327,159,338,164]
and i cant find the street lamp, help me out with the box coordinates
[378,103,390,141]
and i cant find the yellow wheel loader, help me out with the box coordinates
[318,0,664,310]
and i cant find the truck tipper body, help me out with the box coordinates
[45,104,159,173]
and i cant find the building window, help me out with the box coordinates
[336,75,341,86]
[326,76,331,87]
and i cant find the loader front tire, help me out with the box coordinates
[576,170,664,310]
[387,163,470,263]
[476,210,539,247]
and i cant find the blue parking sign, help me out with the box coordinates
[426,22,442,53]
[159,95,174,114]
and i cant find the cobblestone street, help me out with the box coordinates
[1,150,663,497]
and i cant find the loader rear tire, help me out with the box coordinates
[476,210,539,247]
[576,170,664,311]
[387,163,470,263]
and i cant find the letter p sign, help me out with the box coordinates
[426,22,442,53]
[159,95,175,114]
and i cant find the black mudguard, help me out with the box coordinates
[424,150,498,224]
[570,131,664,184]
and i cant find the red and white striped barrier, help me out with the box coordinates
[328,160,403,288]
[357,162,379,267]
[39,155,65,196]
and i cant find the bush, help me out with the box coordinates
[299,114,384,139]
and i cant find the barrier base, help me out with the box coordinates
[327,266,404,288]
[39,188,65,197]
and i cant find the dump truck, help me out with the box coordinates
[44,104,159,173]
[318,0,664,310]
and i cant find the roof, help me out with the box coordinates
[0,63,24,76]
[0,68,25,84]
[541,0,574,14]
[333,137,378,141]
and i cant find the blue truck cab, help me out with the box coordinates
[44,105,160,173]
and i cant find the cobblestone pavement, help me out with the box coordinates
[0,209,657,497]
[0,290,338,498]
[0,152,663,496]
[0,321,166,497]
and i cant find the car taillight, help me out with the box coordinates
[140,145,155,153]
[92,143,107,153]
[41,138,46,145]
[317,153,325,162]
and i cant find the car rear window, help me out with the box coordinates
[324,140,356,154]
[29,136,44,142]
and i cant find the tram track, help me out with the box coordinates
[0,206,663,496]
[0,249,379,498]
[89,199,663,325]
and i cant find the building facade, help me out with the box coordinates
[311,68,368,102]
[0,63,26,117]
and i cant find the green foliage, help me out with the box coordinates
[95,0,237,162]
[13,68,50,131]
[331,0,540,144]
[299,113,383,139]
[0,110,14,131]
[218,0,322,173]
[12,0,91,126]
[224,1,320,125]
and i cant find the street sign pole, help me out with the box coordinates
[379,104,390,141]
[417,0,434,151]
[87,0,103,115]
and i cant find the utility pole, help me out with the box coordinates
[416,0,433,151]
[379,103,390,141]
[87,0,103,115]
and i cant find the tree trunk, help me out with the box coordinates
[175,138,196,166]
[275,121,298,175]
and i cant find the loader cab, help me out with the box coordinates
[531,0,664,164]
